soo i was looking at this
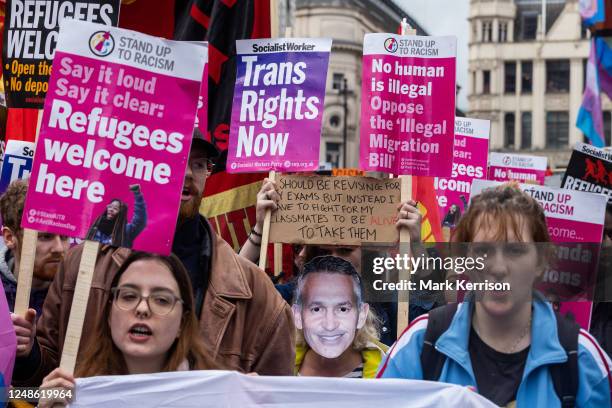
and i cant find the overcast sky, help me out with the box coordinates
[395,0,470,112]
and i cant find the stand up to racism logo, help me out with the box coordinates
[89,31,115,57]
[384,37,398,53]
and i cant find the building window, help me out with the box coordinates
[521,112,532,149]
[499,22,508,42]
[504,113,515,148]
[332,73,344,91]
[329,114,341,128]
[482,21,493,42]
[325,142,341,168]
[483,70,491,94]
[505,62,516,94]
[581,24,589,39]
[521,13,538,40]
[546,112,569,148]
[473,71,477,94]
[521,61,533,93]
[546,60,570,93]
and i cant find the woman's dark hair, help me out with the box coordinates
[76,252,214,376]
[86,198,128,246]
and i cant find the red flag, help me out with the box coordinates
[174,0,271,151]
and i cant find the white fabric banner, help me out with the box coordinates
[69,370,497,408]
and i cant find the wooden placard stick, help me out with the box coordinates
[59,240,99,374]
[13,109,44,316]
[259,0,281,271]
[396,18,417,339]
[259,170,276,270]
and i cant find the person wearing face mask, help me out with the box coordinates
[377,185,611,408]
[85,184,147,248]
[239,178,429,346]
[0,179,69,331]
[12,130,295,387]
[292,256,387,378]
[37,252,215,407]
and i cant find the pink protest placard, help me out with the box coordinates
[359,34,457,176]
[227,38,332,173]
[21,20,206,255]
[471,179,607,329]
[488,152,547,185]
[195,42,208,136]
[435,117,490,229]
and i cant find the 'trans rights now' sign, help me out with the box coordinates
[228,38,332,173]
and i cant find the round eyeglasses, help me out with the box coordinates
[111,287,184,316]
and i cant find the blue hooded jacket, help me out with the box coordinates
[377,294,611,407]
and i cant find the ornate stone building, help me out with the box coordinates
[468,0,601,168]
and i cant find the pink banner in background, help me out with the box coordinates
[435,117,490,229]
[488,152,547,185]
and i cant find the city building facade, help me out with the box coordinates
[467,0,605,168]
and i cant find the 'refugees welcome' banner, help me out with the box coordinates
[22,20,206,255]
[228,38,332,173]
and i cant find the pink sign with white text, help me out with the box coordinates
[21,20,206,255]
[435,117,490,229]
[471,179,607,329]
[195,42,208,136]
[360,34,457,176]
[488,152,547,185]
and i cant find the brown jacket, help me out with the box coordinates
[16,228,294,385]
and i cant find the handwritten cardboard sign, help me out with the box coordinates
[21,20,206,255]
[270,175,401,245]
[2,0,120,108]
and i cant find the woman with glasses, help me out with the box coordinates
[37,252,214,407]
[86,184,147,248]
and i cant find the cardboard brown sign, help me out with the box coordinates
[270,175,400,245]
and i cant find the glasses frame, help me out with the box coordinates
[110,287,184,316]
[189,156,215,177]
